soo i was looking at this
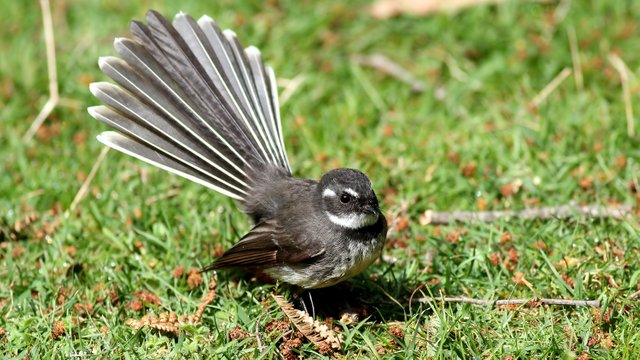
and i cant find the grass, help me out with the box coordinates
[1,0,639,358]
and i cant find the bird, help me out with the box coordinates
[88,10,387,289]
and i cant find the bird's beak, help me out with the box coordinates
[362,204,379,215]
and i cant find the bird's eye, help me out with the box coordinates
[340,193,351,204]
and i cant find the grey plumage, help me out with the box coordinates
[90,11,289,200]
[89,10,386,289]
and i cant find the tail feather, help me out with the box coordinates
[89,10,291,200]
[96,131,246,200]
[266,66,291,172]
[173,15,276,166]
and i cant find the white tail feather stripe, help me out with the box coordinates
[195,21,273,164]
[88,106,248,196]
[266,66,291,172]
[177,15,272,165]
[89,85,249,195]
[97,132,245,200]
[243,46,283,166]
[113,40,252,172]
[222,30,280,166]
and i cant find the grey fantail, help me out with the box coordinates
[88,10,387,289]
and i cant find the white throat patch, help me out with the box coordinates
[325,211,378,229]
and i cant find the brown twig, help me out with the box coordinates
[125,275,217,336]
[277,74,305,106]
[608,53,635,137]
[417,296,600,308]
[371,0,508,19]
[421,203,633,225]
[144,188,182,205]
[189,275,218,323]
[567,27,583,92]
[353,54,426,92]
[271,294,341,353]
[628,290,640,301]
[531,67,572,108]
[65,147,110,218]
[23,0,59,142]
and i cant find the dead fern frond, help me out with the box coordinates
[271,294,342,353]
[125,275,217,336]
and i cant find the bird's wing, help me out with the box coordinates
[202,219,325,270]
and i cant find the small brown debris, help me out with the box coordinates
[532,240,547,251]
[476,197,488,211]
[447,151,460,165]
[602,273,619,288]
[389,324,404,339]
[125,276,217,336]
[211,243,225,257]
[445,229,460,243]
[394,216,410,233]
[499,231,512,245]
[132,290,161,306]
[500,180,522,197]
[265,320,290,335]
[579,177,593,190]
[560,274,575,288]
[272,294,342,353]
[600,333,614,349]
[63,245,77,257]
[11,244,25,258]
[74,302,94,315]
[489,252,501,267]
[172,265,185,278]
[187,268,204,290]
[126,313,180,336]
[461,161,477,177]
[615,154,627,169]
[127,300,144,312]
[576,352,589,360]
[593,142,604,152]
[503,248,519,271]
[109,286,121,306]
[512,272,533,291]
[78,73,96,86]
[229,325,250,340]
[52,321,65,340]
[279,332,303,360]
[73,130,88,145]
[382,124,394,137]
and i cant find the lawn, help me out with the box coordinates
[1,0,639,358]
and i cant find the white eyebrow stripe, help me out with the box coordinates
[344,188,359,198]
[323,188,337,197]
[325,211,378,229]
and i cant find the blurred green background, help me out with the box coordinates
[1,0,639,358]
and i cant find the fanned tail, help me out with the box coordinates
[88,10,291,202]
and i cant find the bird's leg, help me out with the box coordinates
[293,288,316,318]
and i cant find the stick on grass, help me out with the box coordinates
[353,53,427,92]
[23,0,58,142]
[531,67,572,108]
[421,203,633,225]
[417,296,600,307]
[608,53,635,137]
